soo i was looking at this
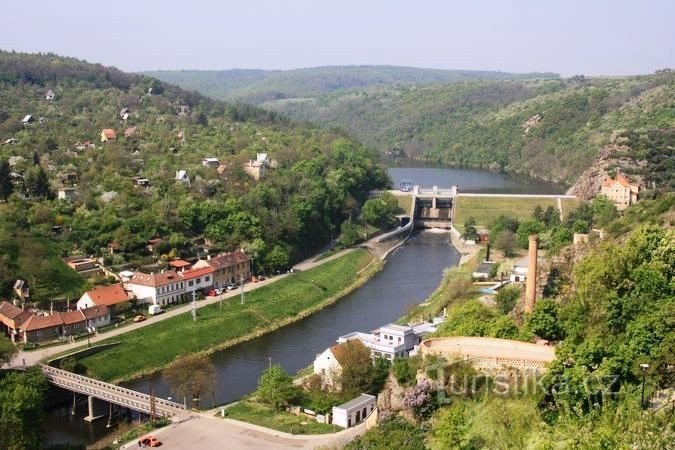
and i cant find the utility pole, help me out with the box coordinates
[191,290,197,322]
[240,274,245,305]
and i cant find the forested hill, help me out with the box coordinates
[0,51,387,299]
[144,66,559,103]
[260,73,675,186]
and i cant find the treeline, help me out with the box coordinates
[0,51,388,301]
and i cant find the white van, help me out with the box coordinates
[148,304,164,315]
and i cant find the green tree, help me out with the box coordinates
[495,285,521,314]
[24,166,52,199]
[463,217,479,241]
[527,299,563,340]
[0,159,13,201]
[255,364,296,411]
[516,219,545,248]
[344,417,426,450]
[163,354,216,408]
[361,192,398,229]
[493,230,517,257]
[340,220,361,247]
[432,405,467,449]
[264,245,289,273]
[0,368,47,450]
[337,340,375,396]
[0,335,17,366]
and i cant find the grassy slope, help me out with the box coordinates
[224,400,336,434]
[75,250,378,381]
[454,197,558,230]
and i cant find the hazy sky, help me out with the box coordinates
[1,0,673,76]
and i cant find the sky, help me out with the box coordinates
[1,0,673,76]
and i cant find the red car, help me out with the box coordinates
[139,435,162,447]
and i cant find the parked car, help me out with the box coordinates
[148,304,164,315]
[139,435,162,447]
[207,289,217,297]
[133,315,146,323]
[226,284,237,291]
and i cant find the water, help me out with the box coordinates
[127,231,460,405]
[42,164,557,444]
[388,162,565,194]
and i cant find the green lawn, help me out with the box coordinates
[454,196,559,230]
[223,400,337,434]
[74,250,376,382]
[395,194,413,214]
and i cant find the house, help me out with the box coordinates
[100,129,116,142]
[21,314,64,343]
[81,305,111,330]
[13,279,29,301]
[127,271,187,306]
[74,141,96,151]
[601,171,639,211]
[22,114,35,125]
[124,126,137,137]
[182,267,215,298]
[313,340,368,391]
[202,157,220,168]
[332,394,376,429]
[64,257,102,278]
[119,107,130,119]
[192,250,250,288]
[244,153,270,180]
[135,178,150,187]
[0,301,32,343]
[510,257,529,283]
[57,187,76,201]
[3,138,17,145]
[472,261,496,280]
[178,105,191,116]
[146,238,164,253]
[175,170,190,185]
[45,89,55,100]
[336,321,442,361]
[77,284,130,313]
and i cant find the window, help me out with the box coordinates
[188,281,194,287]
[205,276,210,282]
[196,278,201,283]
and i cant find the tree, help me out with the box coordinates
[0,335,17,366]
[495,285,521,314]
[163,354,216,407]
[493,230,517,257]
[264,245,289,273]
[361,193,398,229]
[527,299,563,341]
[340,220,361,247]
[0,368,47,450]
[256,364,296,411]
[433,405,467,449]
[24,166,51,199]
[344,417,426,450]
[0,159,13,201]
[516,219,545,248]
[337,339,374,396]
[463,217,479,241]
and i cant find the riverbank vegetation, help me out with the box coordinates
[70,249,378,382]
[0,368,47,450]
[224,401,337,434]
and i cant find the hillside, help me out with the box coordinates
[0,51,387,302]
[144,65,559,104]
[260,73,675,186]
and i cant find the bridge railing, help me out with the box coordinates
[40,364,186,414]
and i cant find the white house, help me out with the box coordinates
[202,157,220,168]
[472,261,496,280]
[127,271,187,306]
[57,187,76,202]
[332,394,376,428]
[510,257,529,283]
[77,284,130,312]
[337,323,425,361]
[175,170,190,185]
[313,341,363,391]
[45,89,55,100]
[21,114,35,125]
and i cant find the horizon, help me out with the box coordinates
[1,1,673,77]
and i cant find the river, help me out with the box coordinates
[42,164,560,446]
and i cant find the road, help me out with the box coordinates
[120,414,366,450]
[5,248,356,369]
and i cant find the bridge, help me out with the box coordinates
[40,364,186,421]
[419,336,556,371]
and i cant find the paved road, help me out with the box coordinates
[121,414,365,450]
[5,249,356,369]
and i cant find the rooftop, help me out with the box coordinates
[83,284,129,306]
[334,394,376,412]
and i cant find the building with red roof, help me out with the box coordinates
[77,284,130,312]
[600,170,639,211]
[126,265,215,306]
[193,250,250,288]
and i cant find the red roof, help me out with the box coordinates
[0,301,25,320]
[168,259,191,269]
[101,129,116,139]
[81,305,109,320]
[61,310,85,325]
[129,271,183,287]
[205,251,250,270]
[84,284,129,306]
[181,266,214,280]
[23,314,63,331]
[602,172,633,188]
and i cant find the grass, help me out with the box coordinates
[454,196,559,230]
[223,400,337,434]
[73,249,378,382]
[395,194,413,214]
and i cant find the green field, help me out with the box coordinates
[454,196,579,231]
[74,250,376,382]
[223,401,337,434]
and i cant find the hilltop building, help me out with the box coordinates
[100,129,116,142]
[244,153,271,180]
[600,171,639,211]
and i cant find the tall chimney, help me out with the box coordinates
[525,234,538,313]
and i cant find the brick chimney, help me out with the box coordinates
[525,234,538,313]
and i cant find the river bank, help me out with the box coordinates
[72,249,383,383]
